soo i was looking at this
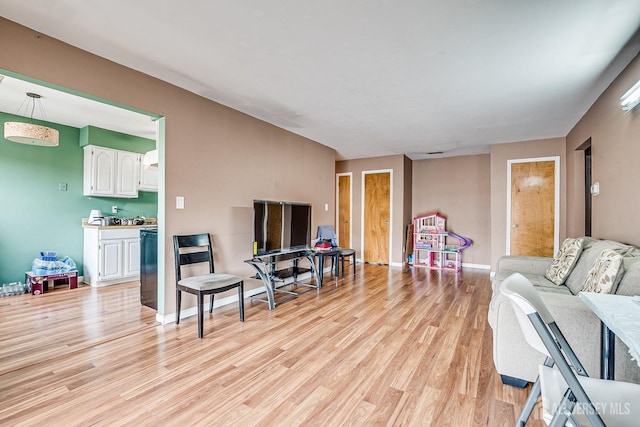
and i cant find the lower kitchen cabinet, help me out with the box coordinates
[84,227,141,286]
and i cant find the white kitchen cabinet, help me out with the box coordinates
[83,145,140,198]
[100,239,123,280]
[138,164,158,192]
[83,227,141,287]
[123,237,141,277]
[116,151,140,197]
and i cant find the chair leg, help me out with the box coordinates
[238,282,245,322]
[341,255,345,278]
[197,292,204,339]
[175,289,182,324]
[517,357,553,426]
[209,294,215,314]
[352,254,356,275]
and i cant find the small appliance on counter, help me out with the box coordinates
[88,209,103,225]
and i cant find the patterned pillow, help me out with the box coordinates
[581,249,624,294]
[545,238,585,285]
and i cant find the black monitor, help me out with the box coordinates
[253,200,311,256]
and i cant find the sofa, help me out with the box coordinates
[488,236,640,386]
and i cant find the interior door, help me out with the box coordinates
[363,171,391,264]
[509,159,557,257]
[337,173,351,248]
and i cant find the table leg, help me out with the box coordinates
[601,322,615,380]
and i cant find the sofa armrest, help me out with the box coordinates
[495,255,552,276]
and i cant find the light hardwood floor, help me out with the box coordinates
[0,264,544,426]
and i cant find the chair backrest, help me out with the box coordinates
[499,273,555,357]
[317,225,338,246]
[173,234,214,282]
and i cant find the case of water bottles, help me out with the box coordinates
[0,281,28,297]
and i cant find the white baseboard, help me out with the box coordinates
[157,286,266,324]
[461,263,491,270]
[157,268,332,324]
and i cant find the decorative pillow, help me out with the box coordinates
[581,249,624,294]
[545,238,585,285]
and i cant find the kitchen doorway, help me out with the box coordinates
[0,70,164,318]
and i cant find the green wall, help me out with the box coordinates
[0,113,158,283]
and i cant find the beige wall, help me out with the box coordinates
[566,53,640,245]
[0,18,336,316]
[490,138,567,269]
[412,154,491,266]
[335,155,410,265]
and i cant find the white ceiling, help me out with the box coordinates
[0,74,157,139]
[1,0,640,160]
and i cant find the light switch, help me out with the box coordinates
[176,196,185,209]
[324,203,329,211]
[58,182,68,191]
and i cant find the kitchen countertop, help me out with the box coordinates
[82,218,158,229]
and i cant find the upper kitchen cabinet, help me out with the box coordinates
[139,164,158,192]
[83,145,140,198]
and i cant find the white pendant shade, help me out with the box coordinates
[143,149,158,166]
[4,121,60,146]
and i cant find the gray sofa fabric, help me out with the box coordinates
[488,237,640,385]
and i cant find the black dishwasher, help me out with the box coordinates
[140,227,158,310]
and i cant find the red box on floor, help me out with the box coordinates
[25,271,78,295]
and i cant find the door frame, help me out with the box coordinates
[361,169,393,264]
[506,156,560,256]
[336,172,353,250]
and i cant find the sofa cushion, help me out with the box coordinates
[616,257,640,296]
[545,237,584,285]
[565,240,631,295]
[581,249,624,294]
[494,269,571,294]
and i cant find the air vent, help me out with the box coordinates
[427,151,444,155]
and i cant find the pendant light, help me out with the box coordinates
[3,92,59,147]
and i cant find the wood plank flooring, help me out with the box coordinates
[0,264,544,426]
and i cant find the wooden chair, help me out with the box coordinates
[173,233,244,338]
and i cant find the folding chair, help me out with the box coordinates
[500,273,640,426]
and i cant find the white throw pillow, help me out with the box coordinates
[545,238,585,285]
[581,249,624,294]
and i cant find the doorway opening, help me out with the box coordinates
[584,144,592,237]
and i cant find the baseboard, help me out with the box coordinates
[157,268,330,324]
[461,263,491,270]
[157,286,266,324]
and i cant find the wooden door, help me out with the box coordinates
[509,160,556,257]
[363,171,391,264]
[337,174,351,248]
